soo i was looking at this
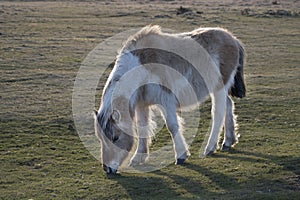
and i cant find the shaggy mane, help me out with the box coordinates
[122,25,162,51]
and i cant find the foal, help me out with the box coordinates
[94,25,246,174]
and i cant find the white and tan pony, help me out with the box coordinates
[94,25,246,174]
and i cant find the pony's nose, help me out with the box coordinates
[103,164,118,174]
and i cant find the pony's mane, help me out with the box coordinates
[122,25,162,51]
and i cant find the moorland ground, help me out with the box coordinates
[0,0,299,199]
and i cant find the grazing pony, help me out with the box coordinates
[94,25,246,174]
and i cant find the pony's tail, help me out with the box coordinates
[230,41,246,98]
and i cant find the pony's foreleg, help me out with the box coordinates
[129,106,151,166]
[164,104,190,164]
[204,89,227,156]
[222,96,239,150]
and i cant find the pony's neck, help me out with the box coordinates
[101,51,142,117]
[114,50,141,78]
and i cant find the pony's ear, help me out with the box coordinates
[112,109,120,122]
[93,110,98,119]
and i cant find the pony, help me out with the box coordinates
[94,25,246,174]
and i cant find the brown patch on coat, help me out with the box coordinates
[190,28,239,85]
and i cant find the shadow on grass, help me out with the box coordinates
[108,173,186,199]
[155,162,239,198]
[218,149,300,176]
[109,162,238,199]
[109,149,300,199]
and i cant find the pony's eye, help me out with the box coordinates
[112,136,119,143]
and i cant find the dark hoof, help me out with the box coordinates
[222,145,231,151]
[176,158,186,165]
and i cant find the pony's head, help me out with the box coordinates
[93,25,162,173]
[94,99,135,174]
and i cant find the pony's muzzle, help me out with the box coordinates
[103,164,118,174]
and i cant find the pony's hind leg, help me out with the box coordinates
[129,106,152,166]
[222,96,239,150]
[204,89,227,156]
[164,104,190,164]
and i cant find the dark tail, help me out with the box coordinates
[230,41,246,98]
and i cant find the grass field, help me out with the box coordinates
[1,0,299,199]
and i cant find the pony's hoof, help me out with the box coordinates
[176,158,186,165]
[175,151,190,165]
[221,145,231,151]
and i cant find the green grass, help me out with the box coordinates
[1,1,299,199]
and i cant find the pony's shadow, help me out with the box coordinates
[110,149,300,199]
[217,149,300,175]
[155,162,239,197]
[110,161,238,199]
[108,173,191,199]
[110,171,218,200]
